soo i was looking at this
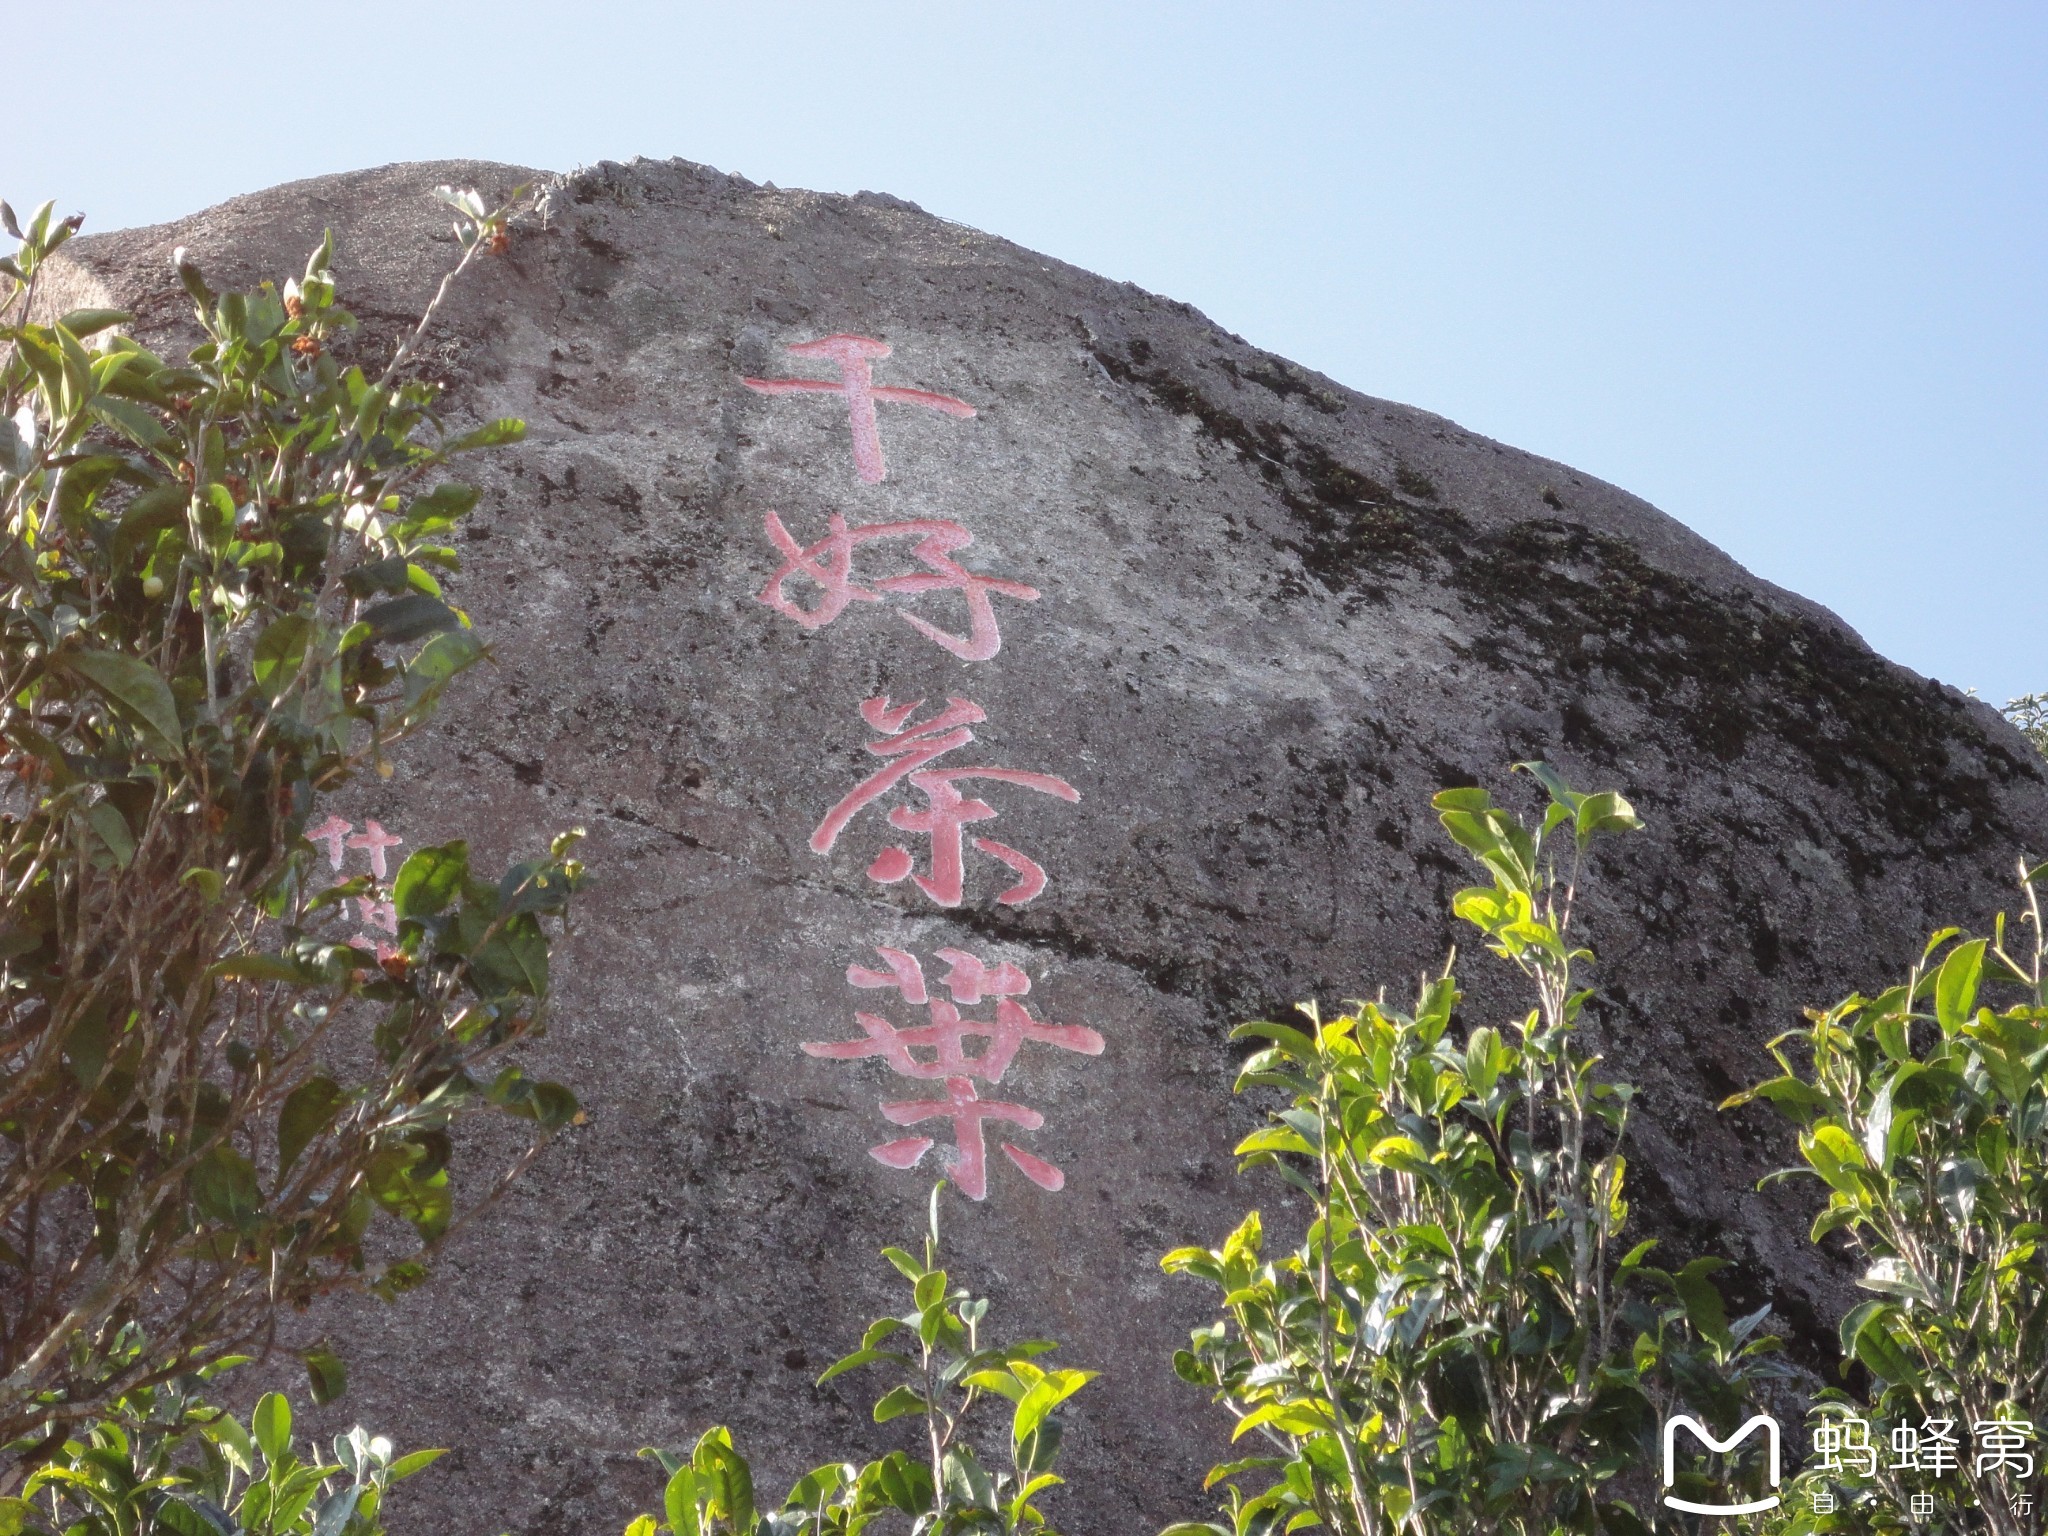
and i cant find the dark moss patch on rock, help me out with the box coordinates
[1089,341,1471,605]
[1440,520,2034,858]
[1091,338,2036,859]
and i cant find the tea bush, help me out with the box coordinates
[1160,766,1786,1536]
[625,1188,1095,1536]
[0,188,583,1446]
[1,1342,441,1536]
[1727,865,2048,1536]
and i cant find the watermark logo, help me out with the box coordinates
[1662,1415,1783,1515]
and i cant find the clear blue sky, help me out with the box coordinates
[14,2,2045,701]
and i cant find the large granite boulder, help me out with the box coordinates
[46,157,2048,1535]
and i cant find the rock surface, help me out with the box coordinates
[50,157,2048,1535]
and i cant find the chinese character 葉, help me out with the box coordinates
[803,946,1105,1200]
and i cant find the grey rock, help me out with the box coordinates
[51,156,2048,1535]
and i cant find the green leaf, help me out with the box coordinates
[210,952,323,984]
[366,1145,453,1240]
[252,615,315,699]
[942,1445,998,1514]
[692,1430,754,1535]
[85,799,136,867]
[388,1448,447,1482]
[638,1447,686,1480]
[252,1392,292,1463]
[1160,1246,1223,1281]
[1232,1401,1333,1441]
[1012,1369,1096,1453]
[444,417,526,452]
[1873,1007,1913,1060]
[363,593,459,643]
[301,1345,347,1405]
[113,482,189,562]
[278,1076,343,1175]
[1514,760,1579,809]
[392,841,468,919]
[1672,1258,1732,1351]
[152,1501,223,1536]
[1451,884,1526,933]
[511,1080,579,1131]
[1935,1155,1984,1225]
[1864,1079,1898,1171]
[63,649,183,753]
[470,911,549,997]
[57,308,133,338]
[1229,1018,1320,1064]
[371,1259,428,1300]
[311,1489,361,1536]
[873,1451,933,1516]
[401,628,487,718]
[1934,938,1986,1033]
[498,858,575,916]
[1367,1135,1431,1175]
[1811,1204,1859,1243]
[342,556,413,598]
[663,1468,701,1536]
[1802,1123,1867,1193]
[873,1385,927,1423]
[816,1348,906,1386]
[1849,1309,1922,1385]
[190,1146,264,1234]
[783,1464,853,1514]
[405,482,481,527]
[1573,788,1643,841]
[90,396,172,450]
[1856,1258,1928,1301]
[489,1068,581,1129]
[1235,1125,1317,1158]
[1221,1210,1263,1266]
[963,1366,1027,1401]
[1430,786,1492,814]
[1962,1008,2047,1105]
[196,1404,257,1479]
[49,452,123,536]
[1719,1074,1826,1116]
[181,867,224,904]
[63,999,112,1091]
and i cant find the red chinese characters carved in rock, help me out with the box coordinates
[303,813,404,960]
[804,946,1105,1199]
[811,697,1079,908]
[742,335,975,484]
[759,512,1038,661]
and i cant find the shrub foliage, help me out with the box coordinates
[1727,865,2048,1536]
[1163,767,1785,1536]
[628,1189,1095,1536]
[0,189,582,1445]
